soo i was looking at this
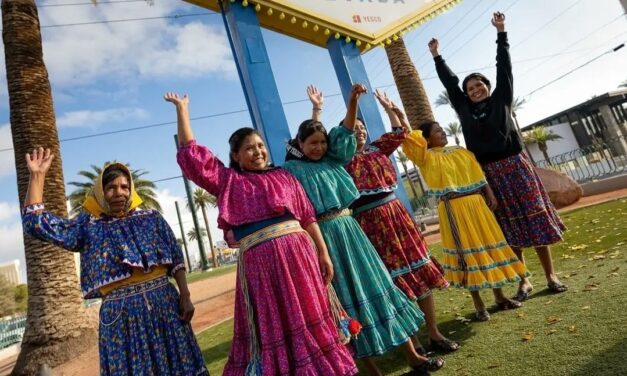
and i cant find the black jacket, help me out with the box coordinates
[434,32,523,164]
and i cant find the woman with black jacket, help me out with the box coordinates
[427,12,567,301]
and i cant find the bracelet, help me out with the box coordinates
[313,107,322,111]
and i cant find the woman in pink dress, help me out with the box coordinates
[165,93,357,375]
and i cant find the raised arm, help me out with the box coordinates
[341,83,367,132]
[374,89,403,130]
[429,38,466,111]
[491,12,514,105]
[24,147,53,206]
[307,85,324,122]
[22,148,87,251]
[166,92,226,196]
[401,131,429,167]
[164,92,194,146]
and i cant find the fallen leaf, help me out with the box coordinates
[562,254,575,259]
[517,313,525,318]
[448,330,457,335]
[592,255,605,260]
[522,331,534,341]
[569,244,588,251]
[544,300,554,305]
[487,365,500,369]
[609,272,619,277]
[546,316,562,325]
[582,306,590,310]
[568,325,577,333]
[547,329,557,335]
[583,283,600,291]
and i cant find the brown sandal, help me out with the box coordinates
[429,338,460,353]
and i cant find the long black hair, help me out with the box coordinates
[285,119,328,161]
[228,127,262,169]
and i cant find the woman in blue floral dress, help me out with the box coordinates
[21,147,208,376]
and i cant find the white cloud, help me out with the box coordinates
[56,107,149,128]
[0,202,19,222]
[36,3,235,89]
[0,124,16,178]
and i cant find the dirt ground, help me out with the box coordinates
[1,188,626,375]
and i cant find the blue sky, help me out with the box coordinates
[0,0,625,280]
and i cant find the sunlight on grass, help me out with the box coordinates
[186,264,237,284]
[196,199,627,375]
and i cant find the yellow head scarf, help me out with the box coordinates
[82,163,143,217]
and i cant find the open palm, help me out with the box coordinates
[25,147,54,174]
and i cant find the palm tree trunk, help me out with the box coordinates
[2,1,97,374]
[539,144,552,166]
[385,38,435,128]
[200,205,218,268]
[455,136,460,146]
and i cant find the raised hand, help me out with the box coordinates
[374,89,395,111]
[428,38,440,57]
[491,12,505,32]
[307,85,324,109]
[350,83,368,101]
[163,92,189,108]
[25,147,54,175]
[391,106,412,131]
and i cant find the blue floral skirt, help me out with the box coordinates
[99,276,208,375]
[482,153,566,248]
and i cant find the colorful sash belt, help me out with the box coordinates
[237,219,305,375]
[352,193,396,216]
[317,208,352,222]
[439,189,483,284]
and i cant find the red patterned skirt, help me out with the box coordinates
[482,153,566,248]
[353,195,449,300]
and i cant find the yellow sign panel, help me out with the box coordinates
[185,0,460,53]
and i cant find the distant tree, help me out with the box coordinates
[523,126,563,164]
[620,80,627,88]
[444,122,462,145]
[0,276,17,317]
[187,227,207,243]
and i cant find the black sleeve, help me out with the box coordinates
[434,55,467,113]
[493,32,513,106]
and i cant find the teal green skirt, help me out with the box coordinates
[320,214,425,358]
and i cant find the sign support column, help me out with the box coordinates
[219,0,292,164]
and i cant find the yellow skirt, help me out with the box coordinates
[437,194,530,290]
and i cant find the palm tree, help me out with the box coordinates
[2,0,97,373]
[67,163,162,215]
[523,126,563,165]
[619,80,627,88]
[188,188,218,268]
[434,90,451,108]
[187,226,207,242]
[512,96,527,113]
[385,38,435,128]
[444,122,462,146]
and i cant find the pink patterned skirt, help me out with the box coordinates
[222,231,357,375]
[482,153,566,248]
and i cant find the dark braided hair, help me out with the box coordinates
[418,121,439,138]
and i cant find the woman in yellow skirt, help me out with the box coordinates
[400,114,529,321]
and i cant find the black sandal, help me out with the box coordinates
[547,281,568,293]
[512,286,533,302]
[411,357,445,375]
[496,298,523,310]
[429,338,460,353]
[415,344,427,356]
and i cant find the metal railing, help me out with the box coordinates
[534,135,627,183]
[0,315,26,350]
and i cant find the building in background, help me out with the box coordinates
[0,260,22,285]
[522,89,627,161]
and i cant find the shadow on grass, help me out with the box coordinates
[570,337,627,376]
[363,315,479,375]
[202,338,232,372]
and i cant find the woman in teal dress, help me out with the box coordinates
[283,84,444,376]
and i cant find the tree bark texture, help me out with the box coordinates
[385,38,435,128]
[2,1,97,374]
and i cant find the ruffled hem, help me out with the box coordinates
[347,285,424,358]
[393,259,450,301]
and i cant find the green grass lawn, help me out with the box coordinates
[196,199,627,375]
[185,264,237,284]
